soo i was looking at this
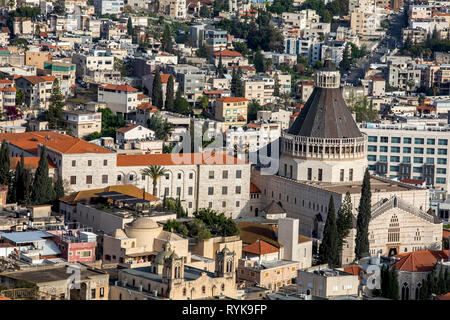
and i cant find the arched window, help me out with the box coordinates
[202,286,206,294]
[183,288,187,296]
[415,282,422,300]
[221,284,225,291]
[402,282,409,300]
[388,214,400,243]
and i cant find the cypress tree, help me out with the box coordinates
[152,70,164,108]
[318,196,340,267]
[445,268,450,293]
[254,50,265,73]
[337,191,354,253]
[31,146,56,205]
[0,139,10,186]
[437,265,446,294]
[273,73,280,97]
[165,75,175,111]
[161,24,173,53]
[389,267,399,300]
[16,153,32,205]
[48,79,64,129]
[127,17,134,36]
[380,264,389,297]
[420,279,429,300]
[8,157,20,203]
[217,54,224,78]
[54,172,65,200]
[355,168,371,260]
[430,264,438,294]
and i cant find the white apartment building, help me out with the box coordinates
[94,0,124,15]
[359,122,450,191]
[61,109,102,138]
[97,84,139,119]
[225,123,281,163]
[72,51,115,78]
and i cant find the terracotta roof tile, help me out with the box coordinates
[243,239,279,255]
[116,123,140,133]
[10,156,56,170]
[0,132,113,155]
[250,182,260,193]
[213,49,242,57]
[101,84,138,92]
[217,97,248,103]
[117,152,247,167]
[392,250,449,272]
[18,75,55,85]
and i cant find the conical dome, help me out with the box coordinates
[287,58,362,139]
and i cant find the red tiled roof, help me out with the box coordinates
[0,80,12,84]
[204,90,223,95]
[101,84,138,92]
[0,132,113,155]
[0,87,16,92]
[243,239,279,256]
[437,293,450,300]
[443,229,450,239]
[401,179,425,184]
[138,93,150,100]
[392,250,449,272]
[344,266,365,280]
[217,97,248,103]
[10,156,56,169]
[213,49,242,57]
[0,295,11,300]
[116,123,141,134]
[1,27,9,34]
[117,152,247,167]
[18,75,55,85]
[137,102,157,112]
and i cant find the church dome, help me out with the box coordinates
[287,57,362,139]
[127,217,159,229]
[154,243,172,265]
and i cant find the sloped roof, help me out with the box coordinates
[116,123,140,134]
[117,152,247,166]
[287,61,361,139]
[217,97,248,103]
[437,293,450,300]
[243,239,279,255]
[0,132,113,155]
[250,182,260,193]
[392,250,449,272]
[17,75,55,85]
[213,49,242,57]
[60,184,159,204]
[237,222,281,247]
[101,84,138,92]
[10,156,57,169]
[263,200,285,215]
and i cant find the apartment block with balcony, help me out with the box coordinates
[15,75,55,110]
[61,109,102,138]
[359,123,450,191]
[215,97,248,129]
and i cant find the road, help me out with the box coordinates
[344,11,405,85]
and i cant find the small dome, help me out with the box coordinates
[221,246,231,254]
[127,217,159,229]
[154,243,172,265]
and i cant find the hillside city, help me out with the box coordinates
[0,0,447,303]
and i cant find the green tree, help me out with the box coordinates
[147,112,174,140]
[340,44,351,73]
[355,168,371,260]
[16,89,25,107]
[152,70,164,108]
[199,5,211,18]
[217,54,224,78]
[15,153,31,205]
[127,17,134,36]
[336,191,353,254]
[53,172,65,200]
[231,68,244,97]
[48,79,65,129]
[165,75,175,111]
[273,73,280,97]
[31,146,56,205]
[0,140,10,186]
[388,267,400,300]
[161,24,174,53]
[141,165,168,196]
[254,50,265,73]
[174,86,191,115]
[247,99,262,121]
[318,196,340,267]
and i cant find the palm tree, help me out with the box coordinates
[141,165,168,197]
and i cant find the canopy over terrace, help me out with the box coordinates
[95,191,151,211]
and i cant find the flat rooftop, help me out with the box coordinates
[3,266,105,283]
